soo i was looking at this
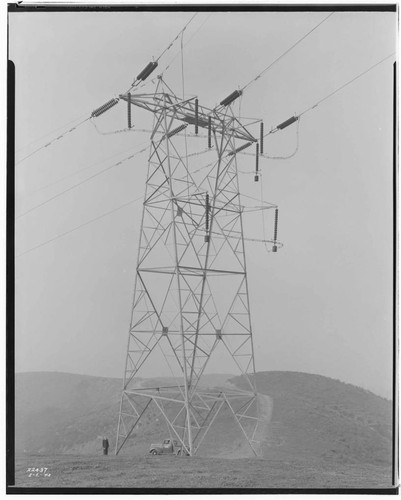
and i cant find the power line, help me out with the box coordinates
[298,52,395,118]
[16,117,91,165]
[16,144,149,219]
[23,139,150,198]
[124,13,199,94]
[16,112,89,155]
[16,15,199,166]
[241,12,335,92]
[161,13,213,76]
[17,196,143,258]
[263,52,394,139]
[156,13,198,63]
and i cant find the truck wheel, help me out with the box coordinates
[151,450,158,455]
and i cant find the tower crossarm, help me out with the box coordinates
[119,91,258,143]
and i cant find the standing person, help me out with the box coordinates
[102,436,109,456]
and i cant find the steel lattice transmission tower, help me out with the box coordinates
[115,75,274,457]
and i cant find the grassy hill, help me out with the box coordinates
[234,371,392,466]
[15,371,392,468]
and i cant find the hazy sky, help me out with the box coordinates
[9,9,396,398]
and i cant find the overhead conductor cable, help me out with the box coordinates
[241,12,335,92]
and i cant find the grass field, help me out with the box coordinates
[14,371,394,490]
[14,453,393,489]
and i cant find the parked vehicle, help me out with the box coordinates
[149,438,188,456]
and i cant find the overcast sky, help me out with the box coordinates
[9,8,396,398]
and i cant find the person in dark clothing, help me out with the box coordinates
[102,437,109,455]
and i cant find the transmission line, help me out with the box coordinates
[124,13,198,94]
[16,15,199,167]
[161,13,213,76]
[298,52,395,118]
[17,196,143,258]
[263,52,394,139]
[24,139,150,198]
[241,12,335,92]
[156,13,198,63]
[16,144,149,219]
[16,117,91,165]
[16,112,89,155]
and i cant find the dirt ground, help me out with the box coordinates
[13,454,393,490]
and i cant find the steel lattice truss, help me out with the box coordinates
[115,78,269,456]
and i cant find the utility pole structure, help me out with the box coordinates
[114,74,271,457]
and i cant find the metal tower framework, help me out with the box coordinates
[115,77,275,456]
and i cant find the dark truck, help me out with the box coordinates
[149,438,188,456]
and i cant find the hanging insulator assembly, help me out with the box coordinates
[91,98,119,118]
[127,93,132,129]
[254,143,259,182]
[166,123,188,139]
[277,115,298,130]
[260,122,264,154]
[205,193,210,242]
[220,89,242,107]
[136,61,158,81]
[227,141,252,156]
[272,208,279,252]
[208,117,212,148]
[195,99,199,135]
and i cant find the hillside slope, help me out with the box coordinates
[15,371,392,467]
[232,371,392,466]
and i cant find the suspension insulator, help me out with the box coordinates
[91,98,119,118]
[136,61,158,81]
[272,245,278,253]
[227,141,252,156]
[260,122,264,154]
[166,123,188,139]
[205,193,210,232]
[254,143,259,182]
[274,208,279,242]
[127,93,132,129]
[277,115,298,130]
[255,144,259,172]
[195,99,199,135]
[208,117,212,148]
[220,89,242,107]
